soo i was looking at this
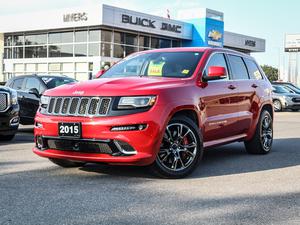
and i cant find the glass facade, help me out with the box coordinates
[3,28,182,80]
[4,28,181,59]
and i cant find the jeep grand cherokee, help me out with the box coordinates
[33,48,274,178]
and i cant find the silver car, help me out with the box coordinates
[272,85,300,112]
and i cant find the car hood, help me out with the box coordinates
[44,77,189,97]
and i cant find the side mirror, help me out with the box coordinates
[203,66,227,81]
[28,88,40,97]
[95,69,106,79]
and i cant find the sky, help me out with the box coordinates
[1,0,300,70]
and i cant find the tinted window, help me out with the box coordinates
[204,53,228,79]
[41,77,76,89]
[12,78,24,90]
[244,58,263,80]
[228,55,249,80]
[272,85,290,94]
[25,77,42,92]
[102,52,203,78]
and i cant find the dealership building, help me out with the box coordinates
[0,4,265,82]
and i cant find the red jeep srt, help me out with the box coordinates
[33,48,274,178]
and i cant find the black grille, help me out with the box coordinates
[47,139,113,154]
[61,98,70,114]
[45,97,110,117]
[99,98,111,115]
[88,98,99,115]
[0,92,8,112]
[54,98,62,113]
[292,98,300,103]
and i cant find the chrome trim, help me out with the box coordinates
[113,140,137,155]
[43,96,111,117]
[0,91,10,113]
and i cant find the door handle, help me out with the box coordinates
[228,85,237,90]
[251,84,258,88]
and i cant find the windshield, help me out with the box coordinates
[101,52,203,78]
[41,76,77,89]
[272,85,290,94]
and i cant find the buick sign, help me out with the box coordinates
[121,14,181,34]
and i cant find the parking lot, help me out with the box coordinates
[0,112,299,225]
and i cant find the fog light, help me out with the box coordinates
[36,136,44,149]
[111,124,147,131]
[35,122,43,128]
[10,117,19,126]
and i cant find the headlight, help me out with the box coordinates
[10,90,18,105]
[40,95,50,108]
[118,96,156,109]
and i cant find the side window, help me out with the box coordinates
[205,53,229,80]
[228,55,249,80]
[24,77,42,93]
[12,78,24,90]
[244,58,263,80]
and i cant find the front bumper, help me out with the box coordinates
[0,105,19,135]
[33,105,169,166]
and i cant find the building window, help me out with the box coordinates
[25,46,47,58]
[49,32,73,44]
[125,33,138,46]
[89,30,100,42]
[114,32,124,44]
[13,47,24,58]
[172,40,181,47]
[74,44,87,57]
[113,44,124,58]
[125,46,138,57]
[159,39,171,48]
[101,30,112,43]
[88,43,99,56]
[151,37,159,48]
[25,34,47,45]
[4,48,12,59]
[100,43,112,57]
[13,35,24,46]
[75,30,87,42]
[139,36,150,48]
[49,45,73,57]
[4,36,12,46]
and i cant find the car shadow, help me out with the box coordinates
[79,137,300,179]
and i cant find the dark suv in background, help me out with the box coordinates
[6,75,76,125]
[0,86,19,141]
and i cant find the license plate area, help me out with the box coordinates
[58,122,81,138]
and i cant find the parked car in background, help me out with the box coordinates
[33,48,274,178]
[0,86,19,141]
[272,81,300,94]
[6,75,77,125]
[272,84,300,112]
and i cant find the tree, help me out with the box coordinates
[261,65,279,81]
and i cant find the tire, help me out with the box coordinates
[0,134,15,141]
[49,158,86,168]
[273,100,282,112]
[244,110,273,154]
[150,116,203,178]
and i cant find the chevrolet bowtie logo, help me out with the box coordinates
[72,90,85,95]
[208,30,222,41]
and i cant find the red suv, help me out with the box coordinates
[33,48,274,178]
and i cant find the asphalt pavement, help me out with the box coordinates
[0,112,299,225]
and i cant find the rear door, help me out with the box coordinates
[201,52,242,142]
[227,54,257,134]
[22,77,44,123]
[10,78,26,119]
